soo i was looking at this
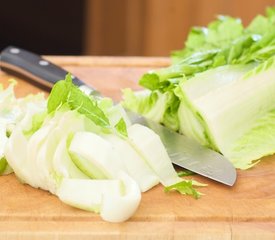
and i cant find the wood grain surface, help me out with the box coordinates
[0,57,275,240]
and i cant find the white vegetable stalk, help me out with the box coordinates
[57,172,141,223]
[178,61,275,169]
[103,134,160,192]
[26,124,53,189]
[5,126,34,185]
[69,131,125,179]
[1,80,181,222]
[0,84,46,175]
[4,113,142,222]
[0,121,9,160]
[33,111,86,193]
[127,124,181,186]
[53,137,89,180]
[1,80,179,222]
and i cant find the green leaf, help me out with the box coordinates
[266,6,275,18]
[122,89,159,115]
[229,109,275,169]
[161,92,180,131]
[139,73,160,91]
[246,15,271,35]
[47,73,72,113]
[226,35,255,63]
[67,87,110,128]
[0,157,8,174]
[191,180,207,187]
[115,118,128,138]
[47,73,110,129]
[206,15,243,46]
[23,111,47,136]
[185,27,208,50]
[164,180,203,199]
[181,49,219,65]
[242,56,275,79]
[177,170,195,177]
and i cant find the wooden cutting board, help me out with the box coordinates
[0,56,275,240]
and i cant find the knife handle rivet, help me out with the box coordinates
[10,48,20,54]
[39,60,49,66]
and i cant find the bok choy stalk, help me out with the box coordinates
[1,74,204,222]
[176,57,275,169]
[122,7,275,169]
[0,81,46,175]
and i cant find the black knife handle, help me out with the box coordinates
[0,46,85,89]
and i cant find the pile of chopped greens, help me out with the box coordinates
[0,75,205,223]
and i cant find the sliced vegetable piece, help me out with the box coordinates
[127,124,181,186]
[34,111,87,193]
[52,137,89,180]
[100,172,141,222]
[57,178,122,213]
[27,124,54,189]
[103,134,159,192]
[57,172,141,223]
[4,127,34,185]
[0,121,9,173]
[69,132,124,179]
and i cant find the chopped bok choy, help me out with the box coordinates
[0,74,203,222]
[123,7,275,169]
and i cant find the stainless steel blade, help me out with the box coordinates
[126,111,237,186]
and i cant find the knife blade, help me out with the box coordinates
[0,46,237,186]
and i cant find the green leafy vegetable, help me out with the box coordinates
[177,170,195,177]
[229,109,275,169]
[0,157,8,174]
[67,86,110,128]
[164,180,203,199]
[47,73,110,128]
[47,74,72,113]
[139,73,161,91]
[122,89,180,131]
[48,74,131,137]
[123,7,275,169]
[115,118,128,138]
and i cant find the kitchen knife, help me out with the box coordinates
[0,46,237,186]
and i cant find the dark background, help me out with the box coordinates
[1,0,275,56]
[0,0,85,55]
